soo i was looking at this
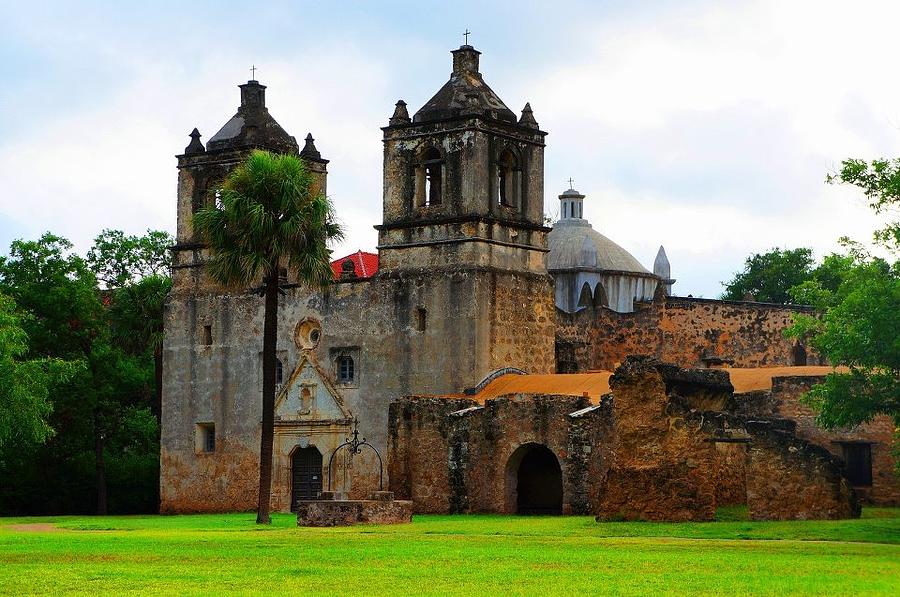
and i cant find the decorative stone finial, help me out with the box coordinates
[185,128,205,154]
[519,102,538,129]
[654,246,676,296]
[389,100,410,125]
[300,133,321,160]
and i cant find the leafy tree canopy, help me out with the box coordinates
[0,292,78,458]
[721,247,816,303]
[785,158,900,436]
[87,229,173,289]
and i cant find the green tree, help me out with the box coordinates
[0,292,76,458]
[193,150,342,524]
[827,158,900,251]
[89,229,173,421]
[721,247,816,303]
[0,234,153,514]
[87,229,173,288]
[787,250,899,431]
[785,158,900,450]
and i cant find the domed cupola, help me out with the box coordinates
[547,185,667,313]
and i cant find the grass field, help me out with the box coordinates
[1,508,899,595]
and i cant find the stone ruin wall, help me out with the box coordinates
[388,357,861,521]
[734,377,900,506]
[447,394,597,514]
[596,360,722,521]
[556,296,820,372]
[388,397,476,514]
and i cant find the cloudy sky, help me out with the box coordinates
[1,0,898,297]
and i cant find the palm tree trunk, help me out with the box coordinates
[256,268,279,524]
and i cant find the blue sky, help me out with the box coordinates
[1,0,898,297]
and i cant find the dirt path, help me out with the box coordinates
[5,523,63,532]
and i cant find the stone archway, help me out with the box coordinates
[505,443,563,514]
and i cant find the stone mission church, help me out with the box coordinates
[161,45,899,515]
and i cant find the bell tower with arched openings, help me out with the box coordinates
[374,44,555,379]
[377,44,548,275]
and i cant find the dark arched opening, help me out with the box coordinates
[416,147,443,207]
[506,443,562,515]
[792,341,807,366]
[577,282,593,310]
[593,283,609,308]
[291,446,323,511]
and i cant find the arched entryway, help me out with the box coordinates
[505,443,563,514]
[291,446,323,511]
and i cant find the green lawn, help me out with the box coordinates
[1,508,898,596]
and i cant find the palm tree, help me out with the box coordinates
[193,150,342,524]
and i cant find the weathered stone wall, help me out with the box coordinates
[388,397,476,513]
[744,420,859,520]
[386,357,861,521]
[596,358,724,521]
[448,394,593,514]
[763,377,899,506]
[556,296,819,372]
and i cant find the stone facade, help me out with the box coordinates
[161,44,895,517]
[388,357,861,521]
[161,46,554,513]
[555,294,819,373]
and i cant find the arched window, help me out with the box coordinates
[416,147,443,207]
[275,358,284,385]
[594,284,609,308]
[337,355,354,384]
[497,149,521,209]
[577,283,593,309]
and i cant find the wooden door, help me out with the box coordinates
[291,446,323,510]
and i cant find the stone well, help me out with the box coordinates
[296,491,412,527]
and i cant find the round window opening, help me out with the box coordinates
[294,318,323,350]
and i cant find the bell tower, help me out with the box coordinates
[375,45,556,381]
[377,45,549,275]
[171,79,328,291]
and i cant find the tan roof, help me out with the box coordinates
[463,366,842,404]
[475,373,613,404]
[727,366,842,393]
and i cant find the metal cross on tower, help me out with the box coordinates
[464,29,471,45]
[250,64,257,80]
[567,177,575,189]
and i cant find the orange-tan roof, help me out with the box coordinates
[475,373,613,404]
[726,366,843,393]
[464,366,843,403]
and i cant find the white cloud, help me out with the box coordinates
[1,0,899,299]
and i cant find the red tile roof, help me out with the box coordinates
[331,250,379,280]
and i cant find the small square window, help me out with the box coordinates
[196,423,215,453]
